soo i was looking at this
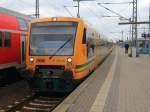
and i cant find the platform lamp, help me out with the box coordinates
[73,0,95,18]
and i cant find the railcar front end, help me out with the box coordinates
[26,18,85,92]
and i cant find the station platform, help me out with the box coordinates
[53,46,150,112]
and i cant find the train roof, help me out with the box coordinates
[30,17,83,23]
[30,17,94,27]
[31,17,99,32]
[0,7,32,21]
[0,7,33,32]
[0,13,19,30]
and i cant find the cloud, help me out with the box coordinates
[138,0,150,9]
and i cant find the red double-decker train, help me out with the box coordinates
[0,7,31,69]
[0,7,32,85]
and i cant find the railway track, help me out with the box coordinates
[0,92,67,112]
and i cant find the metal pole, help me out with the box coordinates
[148,3,150,33]
[36,0,39,18]
[64,6,74,17]
[129,18,132,46]
[132,0,138,57]
[144,27,146,33]
[122,31,124,41]
[122,31,124,47]
[77,0,80,18]
[132,0,134,46]
[148,3,150,54]
[129,18,133,57]
[135,0,138,57]
[119,21,150,25]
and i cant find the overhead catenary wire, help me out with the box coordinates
[62,4,103,19]
[64,6,74,17]
[84,5,102,19]
[43,0,76,16]
[97,2,132,5]
[118,2,132,14]
[97,3,129,20]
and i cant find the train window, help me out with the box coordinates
[4,32,11,48]
[17,17,27,31]
[82,28,86,44]
[30,22,78,56]
[0,31,2,47]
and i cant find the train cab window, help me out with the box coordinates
[82,28,86,44]
[30,22,78,56]
[4,32,11,48]
[0,31,2,47]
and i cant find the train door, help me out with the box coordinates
[86,29,94,59]
[17,17,28,64]
[20,35,26,64]
[86,29,95,71]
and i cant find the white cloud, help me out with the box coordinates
[138,0,150,9]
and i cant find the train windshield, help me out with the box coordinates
[30,22,78,56]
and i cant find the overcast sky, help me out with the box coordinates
[0,0,150,41]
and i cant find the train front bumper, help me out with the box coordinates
[29,68,78,92]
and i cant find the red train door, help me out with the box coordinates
[22,41,25,62]
[20,34,26,64]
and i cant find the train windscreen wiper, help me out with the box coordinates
[49,37,73,60]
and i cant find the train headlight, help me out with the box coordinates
[30,57,34,62]
[67,57,72,63]
[52,17,57,21]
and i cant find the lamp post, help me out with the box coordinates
[35,0,39,18]
[77,0,80,17]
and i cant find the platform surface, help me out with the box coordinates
[53,46,150,112]
[102,47,150,112]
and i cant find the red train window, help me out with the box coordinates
[4,32,11,48]
[0,31,2,47]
